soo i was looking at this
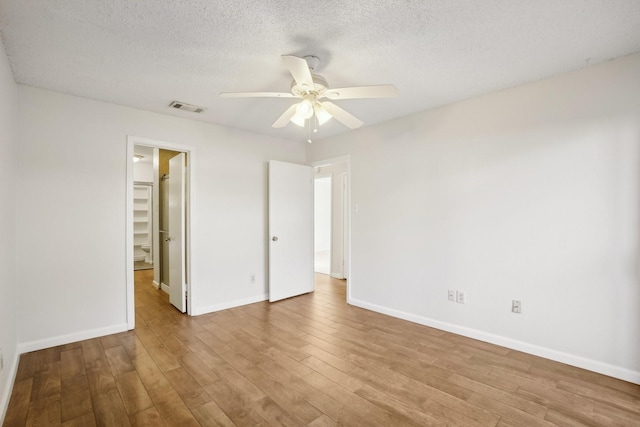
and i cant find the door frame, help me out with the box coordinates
[126,136,195,329]
[309,155,351,302]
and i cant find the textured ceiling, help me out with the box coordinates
[1,1,640,142]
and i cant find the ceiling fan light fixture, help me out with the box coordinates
[314,103,332,125]
[295,99,314,119]
[290,113,306,127]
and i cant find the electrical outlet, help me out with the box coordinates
[512,300,522,313]
[448,290,455,301]
[456,291,466,304]
[249,274,256,283]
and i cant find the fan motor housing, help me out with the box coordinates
[291,74,328,98]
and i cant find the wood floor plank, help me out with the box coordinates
[114,371,154,415]
[353,384,440,426]
[403,374,500,425]
[555,379,640,415]
[177,352,219,386]
[86,357,118,397]
[60,348,85,380]
[34,347,62,373]
[252,396,305,427]
[147,384,201,427]
[93,389,131,427]
[450,373,548,417]
[60,389,93,423]
[201,379,270,426]
[5,271,640,427]
[133,326,163,349]
[60,375,93,422]
[302,370,412,427]
[190,401,235,427]
[145,344,180,373]
[14,353,38,381]
[130,353,169,391]
[119,335,151,362]
[307,413,338,427]
[157,332,190,357]
[128,406,167,426]
[104,345,135,376]
[25,394,62,427]
[61,412,97,427]
[543,406,613,426]
[30,361,61,402]
[81,339,104,364]
[99,335,122,350]
[163,367,212,409]
[3,378,33,426]
[219,349,322,424]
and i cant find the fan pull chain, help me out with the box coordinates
[307,117,312,144]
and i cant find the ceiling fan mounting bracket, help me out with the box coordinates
[303,55,320,72]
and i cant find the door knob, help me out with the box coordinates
[165,237,172,242]
[272,236,278,241]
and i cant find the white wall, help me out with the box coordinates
[307,53,640,383]
[0,39,18,423]
[16,86,306,348]
[133,160,153,182]
[314,177,331,252]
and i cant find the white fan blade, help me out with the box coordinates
[272,103,299,128]
[324,84,398,100]
[219,92,295,98]
[282,55,314,91]
[320,102,363,129]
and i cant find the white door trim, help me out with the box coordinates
[126,136,195,329]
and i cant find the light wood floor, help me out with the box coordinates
[4,271,640,426]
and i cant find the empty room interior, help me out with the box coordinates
[1,1,640,426]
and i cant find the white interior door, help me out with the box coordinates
[269,160,314,302]
[168,153,186,312]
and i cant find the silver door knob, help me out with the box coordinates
[272,236,278,241]
[165,237,171,242]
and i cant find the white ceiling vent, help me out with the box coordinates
[169,101,206,113]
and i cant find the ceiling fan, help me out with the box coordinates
[220,55,397,134]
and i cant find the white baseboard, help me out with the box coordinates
[0,350,20,425]
[348,297,640,385]
[152,280,160,290]
[192,294,268,316]
[330,272,345,279]
[17,323,129,354]
[160,282,169,294]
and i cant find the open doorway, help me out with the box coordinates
[314,174,332,275]
[126,136,193,329]
[132,146,155,271]
[312,156,350,298]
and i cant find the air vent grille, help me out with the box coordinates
[169,101,206,113]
